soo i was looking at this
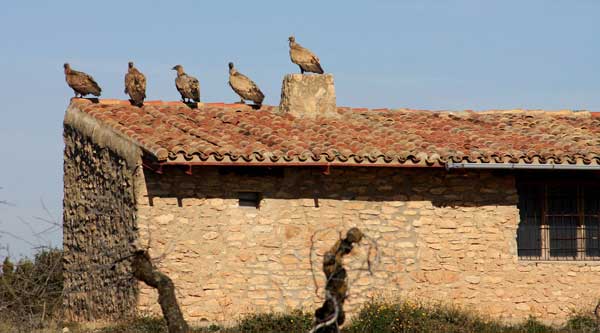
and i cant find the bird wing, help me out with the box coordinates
[230,72,254,93]
[126,70,146,100]
[134,70,146,98]
[252,85,265,104]
[175,76,186,95]
[304,46,320,63]
[68,70,101,95]
[176,74,199,101]
[230,73,264,103]
[82,72,101,94]
[189,76,200,101]
[291,44,320,64]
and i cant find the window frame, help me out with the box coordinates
[517,177,600,261]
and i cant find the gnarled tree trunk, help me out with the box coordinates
[132,250,189,333]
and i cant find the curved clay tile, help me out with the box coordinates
[68,101,600,167]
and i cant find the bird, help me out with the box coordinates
[124,61,146,107]
[171,65,200,103]
[288,36,324,74]
[228,62,265,107]
[63,63,102,98]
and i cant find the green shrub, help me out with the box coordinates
[346,300,468,332]
[0,248,63,329]
[343,300,561,333]
[235,310,313,333]
[509,317,555,333]
[62,303,600,333]
[565,314,599,332]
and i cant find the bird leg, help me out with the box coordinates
[299,66,305,74]
[239,98,245,104]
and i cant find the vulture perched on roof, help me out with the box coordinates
[172,65,200,103]
[124,62,146,107]
[63,63,102,97]
[228,62,264,107]
[288,36,324,74]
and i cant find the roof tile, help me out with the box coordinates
[67,98,600,166]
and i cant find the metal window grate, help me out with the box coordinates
[517,182,600,261]
[517,224,600,260]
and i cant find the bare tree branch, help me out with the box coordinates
[0,230,37,248]
[38,198,58,227]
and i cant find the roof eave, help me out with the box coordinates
[446,161,600,171]
[151,160,445,168]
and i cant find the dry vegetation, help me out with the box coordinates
[59,301,600,333]
[0,249,62,332]
[1,247,600,332]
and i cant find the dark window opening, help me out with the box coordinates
[238,192,261,208]
[517,179,600,261]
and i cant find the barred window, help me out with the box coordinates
[517,181,600,261]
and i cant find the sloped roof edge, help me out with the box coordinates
[67,98,600,168]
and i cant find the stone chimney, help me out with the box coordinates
[279,74,338,118]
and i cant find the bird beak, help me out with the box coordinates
[171,66,176,70]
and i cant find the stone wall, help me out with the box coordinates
[279,74,338,118]
[63,124,138,321]
[135,166,600,326]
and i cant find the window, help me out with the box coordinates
[517,180,600,260]
[238,192,261,208]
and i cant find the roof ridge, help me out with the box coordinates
[70,98,598,115]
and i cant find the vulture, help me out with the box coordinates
[288,36,324,74]
[124,61,146,107]
[228,62,264,106]
[172,65,200,103]
[63,63,102,97]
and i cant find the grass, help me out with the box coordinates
[56,299,600,333]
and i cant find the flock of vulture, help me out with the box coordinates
[63,36,324,107]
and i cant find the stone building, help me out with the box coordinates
[63,75,600,325]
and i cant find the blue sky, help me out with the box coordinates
[1,0,599,257]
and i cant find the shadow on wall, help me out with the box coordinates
[141,165,520,209]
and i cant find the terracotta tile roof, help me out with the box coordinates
[67,99,600,167]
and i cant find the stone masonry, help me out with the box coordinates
[279,74,338,118]
[62,100,600,327]
[133,166,600,326]
[63,124,138,321]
